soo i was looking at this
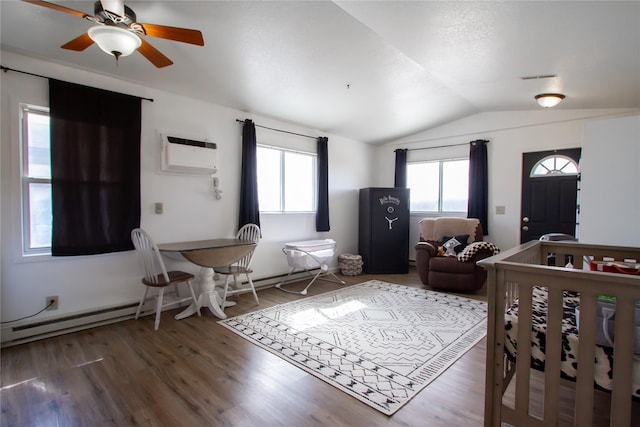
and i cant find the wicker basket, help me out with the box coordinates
[338,254,363,276]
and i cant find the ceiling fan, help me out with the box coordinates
[23,0,205,68]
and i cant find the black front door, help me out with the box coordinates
[520,148,581,243]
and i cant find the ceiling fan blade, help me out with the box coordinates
[61,33,94,51]
[138,39,173,68]
[139,23,204,46]
[22,0,87,18]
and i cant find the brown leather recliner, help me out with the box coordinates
[415,217,494,292]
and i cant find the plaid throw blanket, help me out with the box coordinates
[457,241,500,262]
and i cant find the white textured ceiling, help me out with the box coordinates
[1,1,639,144]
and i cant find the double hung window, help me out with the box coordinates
[257,145,317,213]
[21,104,52,254]
[407,159,469,213]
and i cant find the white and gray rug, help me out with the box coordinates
[218,280,487,415]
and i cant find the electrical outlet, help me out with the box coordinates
[46,296,58,310]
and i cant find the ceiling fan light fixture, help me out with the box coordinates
[88,25,141,58]
[535,93,565,108]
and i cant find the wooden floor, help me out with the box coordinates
[1,270,490,427]
[5,270,633,426]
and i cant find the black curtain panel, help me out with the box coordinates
[394,148,408,187]
[468,139,489,235]
[49,80,141,256]
[316,137,330,232]
[239,119,261,230]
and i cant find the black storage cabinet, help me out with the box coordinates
[358,187,410,273]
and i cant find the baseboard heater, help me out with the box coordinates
[1,301,150,348]
[1,269,330,347]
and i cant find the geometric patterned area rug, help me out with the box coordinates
[218,280,487,415]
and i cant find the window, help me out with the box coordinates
[21,104,52,254]
[407,159,469,213]
[257,145,317,212]
[530,154,579,177]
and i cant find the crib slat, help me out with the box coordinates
[515,284,533,419]
[484,269,506,427]
[575,292,597,427]
[543,287,564,424]
[610,298,635,427]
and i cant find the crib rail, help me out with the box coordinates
[479,240,640,427]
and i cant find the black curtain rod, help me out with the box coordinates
[1,65,154,102]
[236,118,317,140]
[395,139,489,152]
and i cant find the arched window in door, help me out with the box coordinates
[530,155,579,177]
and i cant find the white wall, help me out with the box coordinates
[376,109,640,256]
[580,115,640,246]
[3,48,638,326]
[0,51,374,323]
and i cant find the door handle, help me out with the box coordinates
[522,225,529,231]
[522,217,529,222]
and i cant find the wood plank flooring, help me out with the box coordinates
[5,270,636,426]
[13,269,640,427]
[2,270,490,426]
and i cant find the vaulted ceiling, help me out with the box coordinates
[1,1,639,144]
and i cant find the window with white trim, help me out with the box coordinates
[257,145,317,212]
[530,154,579,177]
[21,104,52,254]
[407,158,469,213]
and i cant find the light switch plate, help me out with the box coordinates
[496,205,506,215]
[155,202,163,214]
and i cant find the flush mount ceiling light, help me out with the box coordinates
[535,93,566,108]
[88,25,141,61]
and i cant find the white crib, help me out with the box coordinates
[479,240,640,426]
[276,239,346,295]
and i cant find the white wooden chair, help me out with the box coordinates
[131,228,200,330]
[215,223,260,309]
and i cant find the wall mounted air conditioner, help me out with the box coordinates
[159,133,217,174]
